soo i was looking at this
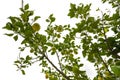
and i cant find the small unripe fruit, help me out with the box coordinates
[51,75,54,79]
[30,48,34,53]
[32,23,40,31]
[57,34,61,38]
[51,47,56,52]
[45,73,49,79]
[98,76,103,80]
[104,71,110,77]
[56,26,63,32]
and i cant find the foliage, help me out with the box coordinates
[3,0,120,80]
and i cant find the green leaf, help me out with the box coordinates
[3,22,13,30]
[14,60,21,64]
[68,10,75,18]
[116,61,120,65]
[21,65,26,68]
[49,14,55,22]
[34,16,41,21]
[24,4,29,10]
[21,13,28,22]
[13,35,18,41]
[5,33,14,37]
[88,53,95,62]
[102,0,107,3]
[21,70,25,75]
[111,65,120,76]
[15,22,23,27]
[26,55,32,61]
[87,17,94,23]
[20,57,24,60]
[66,65,72,71]
[82,50,86,57]
[28,11,34,16]
[79,64,84,67]
[9,16,16,23]
[46,19,50,22]
[70,3,76,10]
[21,39,28,44]
[83,4,91,13]
[72,65,79,74]
[19,8,24,12]
[69,4,76,18]
[46,42,53,47]
[107,58,113,64]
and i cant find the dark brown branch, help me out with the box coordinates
[101,12,114,54]
[97,49,111,72]
[85,32,111,74]
[101,23,113,52]
[101,14,120,59]
[95,15,112,73]
[41,51,71,80]
[92,42,112,74]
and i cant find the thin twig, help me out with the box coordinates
[92,42,111,74]
[100,12,120,59]
[43,53,71,80]
[38,49,71,80]
[85,32,111,74]
[21,0,24,8]
[99,12,117,74]
[56,52,63,71]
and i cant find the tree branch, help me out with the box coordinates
[101,13,120,59]
[21,0,24,8]
[39,50,71,80]
[85,31,111,74]
[92,42,112,74]
[56,52,63,71]
[44,53,70,80]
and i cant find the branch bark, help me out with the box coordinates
[101,14,120,59]
[21,0,24,8]
[56,52,63,71]
[85,32,111,74]
[43,53,71,80]
[39,50,71,80]
[92,42,111,72]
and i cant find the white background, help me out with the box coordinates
[0,0,113,80]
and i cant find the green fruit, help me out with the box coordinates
[98,76,103,80]
[51,75,54,79]
[57,34,61,38]
[104,71,110,77]
[51,47,56,52]
[32,23,40,31]
[30,48,34,53]
[57,26,63,32]
[45,73,49,79]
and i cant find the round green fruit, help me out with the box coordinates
[32,23,40,31]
